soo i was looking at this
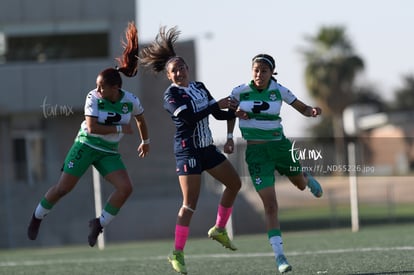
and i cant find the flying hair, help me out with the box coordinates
[115,21,139,77]
[139,26,181,73]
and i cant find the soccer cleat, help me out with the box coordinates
[27,213,42,240]
[305,172,323,198]
[276,254,292,273]
[207,226,237,251]
[88,218,103,247]
[168,250,187,274]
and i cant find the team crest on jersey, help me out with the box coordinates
[269,91,278,101]
[254,176,262,185]
[121,103,129,114]
[67,161,74,169]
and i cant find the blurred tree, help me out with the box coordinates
[308,115,334,138]
[392,74,414,111]
[308,84,386,140]
[353,84,387,111]
[392,74,414,170]
[301,26,364,164]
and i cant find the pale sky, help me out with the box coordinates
[137,0,414,140]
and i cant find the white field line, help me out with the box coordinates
[1,246,414,267]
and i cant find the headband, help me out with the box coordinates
[253,56,275,71]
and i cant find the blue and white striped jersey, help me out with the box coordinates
[163,81,217,154]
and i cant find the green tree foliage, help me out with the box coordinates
[301,26,364,164]
[392,74,414,111]
[302,26,364,119]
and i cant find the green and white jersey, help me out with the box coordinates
[231,80,296,141]
[75,89,144,153]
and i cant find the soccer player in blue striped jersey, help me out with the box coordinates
[225,54,323,273]
[140,26,241,274]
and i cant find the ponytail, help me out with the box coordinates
[139,26,181,73]
[116,21,139,77]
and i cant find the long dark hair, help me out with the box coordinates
[100,21,139,87]
[139,26,183,73]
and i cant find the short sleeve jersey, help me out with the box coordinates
[76,89,144,153]
[231,80,296,141]
[163,81,215,154]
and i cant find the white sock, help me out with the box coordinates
[99,209,115,227]
[34,203,51,219]
[269,235,285,258]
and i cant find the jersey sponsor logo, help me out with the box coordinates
[252,101,270,113]
[188,158,197,168]
[104,112,122,125]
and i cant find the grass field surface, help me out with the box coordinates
[1,223,413,275]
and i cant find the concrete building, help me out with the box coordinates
[0,0,263,248]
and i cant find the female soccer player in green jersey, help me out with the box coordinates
[27,22,150,247]
[225,53,323,273]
